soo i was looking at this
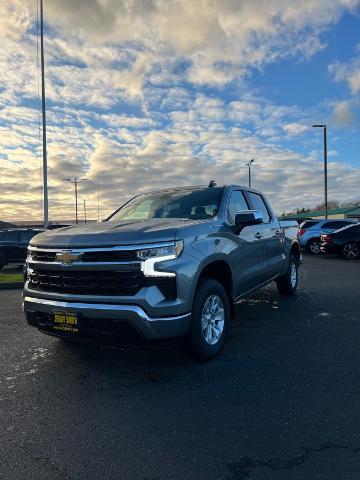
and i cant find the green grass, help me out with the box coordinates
[0,273,24,283]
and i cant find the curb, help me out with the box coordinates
[0,282,24,290]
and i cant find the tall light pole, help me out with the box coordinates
[312,124,328,219]
[40,0,48,228]
[64,178,89,224]
[83,199,87,225]
[245,159,254,188]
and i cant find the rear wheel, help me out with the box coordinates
[342,242,359,260]
[276,254,298,296]
[187,278,230,360]
[307,238,321,255]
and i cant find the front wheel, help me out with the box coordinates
[342,242,359,260]
[276,254,298,296]
[187,278,230,360]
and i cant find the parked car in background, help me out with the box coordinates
[320,223,360,259]
[298,219,356,254]
[0,228,43,270]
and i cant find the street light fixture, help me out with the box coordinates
[312,124,328,219]
[63,177,90,225]
[245,159,254,188]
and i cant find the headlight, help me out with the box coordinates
[139,240,184,277]
[137,241,184,260]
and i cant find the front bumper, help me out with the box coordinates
[24,296,191,341]
[320,244,339,254]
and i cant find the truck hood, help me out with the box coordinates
[30,218,208,248]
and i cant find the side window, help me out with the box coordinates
[227,190,249,225]
[247,192,271,223]
[322,222,336,229]
[20,231,37,242]
[322,221,343,229]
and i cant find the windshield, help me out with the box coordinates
[108,187,224,222]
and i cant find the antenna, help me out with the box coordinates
[208,180,217,187]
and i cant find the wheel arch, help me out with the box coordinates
[194,258,235,318]
[290,241,301,265]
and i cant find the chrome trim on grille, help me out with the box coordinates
[28,242,175,253]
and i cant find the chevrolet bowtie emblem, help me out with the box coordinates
[56,250,81,265]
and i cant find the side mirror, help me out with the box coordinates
[234,210,264,228]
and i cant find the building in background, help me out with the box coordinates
[0,221,17,229]
[281,206,360,223]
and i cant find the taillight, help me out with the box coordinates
[322,234,332,243]
[298,229,305,236]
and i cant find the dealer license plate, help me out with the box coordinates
[52,311,79,333]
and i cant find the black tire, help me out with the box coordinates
[276,254,298,296]
[306,238,321,255]
[342,242,359,260]
[187,278,230,361]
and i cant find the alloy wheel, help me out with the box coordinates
[343,243,359,260]
[309,240,320,254]
[201,294,225,345]
[290,261,297,288]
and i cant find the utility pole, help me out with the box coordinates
[97,169,100,222]
[64,178,89,224]
[40,0,48,228]
[245,159,254,188]
[83,199,87,224]
[312,125,328,219]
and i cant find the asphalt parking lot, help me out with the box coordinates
[0,255,359,480]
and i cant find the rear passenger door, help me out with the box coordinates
[2,231,20,262]
[226,189,268,295]
[246,191,284,279]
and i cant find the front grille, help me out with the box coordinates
[82,250,138,262]
[30,250,56,262]
[28,268,177,299]
[29,268,143,296]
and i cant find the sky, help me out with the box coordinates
[0,0,360,222]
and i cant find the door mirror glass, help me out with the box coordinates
[235,210,264,227]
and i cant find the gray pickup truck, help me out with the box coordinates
[24,184,301,359]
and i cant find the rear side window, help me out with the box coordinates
[336,223,360,234]
[227,191,249,224]
[19,231,38,242]
[322,221,353,230]
[247,192,271,223]
[300,221,319,229]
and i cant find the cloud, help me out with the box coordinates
[329,52,360,95]
[1,1,360,222]
[283,123,309,135]
[331,101,356,127]
[3,0,358,96]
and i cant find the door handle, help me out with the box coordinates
[255,232,263,239]
[274,230,282,236]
